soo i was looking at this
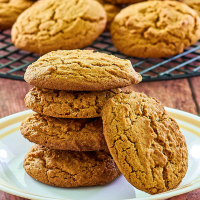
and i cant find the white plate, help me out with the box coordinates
[0,108,200,200]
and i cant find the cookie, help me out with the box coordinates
[104,0,145,4]
[25,87,122,118]
[111,1,200,58]
[102,91,188,194]
[24,50,142,91]
[11,0,106,55]
[178,0,200,16]
[96,0,121,31]
[0,0,35,30]
[150,0,200,17]
[24,144,121,187]
[21,113,108,151]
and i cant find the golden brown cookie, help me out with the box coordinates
[24,50,142,91]
[102,91,188,194]
[0,0,35,30]
[96,0,121,31]
[21,113,108,151]
[150,0,200,16]
[11,0,106,55]
[111,1,200,58]
[105,0,145,4]
[25,87,122,118]
[24,144,121,187]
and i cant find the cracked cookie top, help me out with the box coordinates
[25,87,122,118]
[11,0,106,55]
[21,113,108,151]
[150,0,200,17]
[111,1,200,58]
[24,50,142,91]
[102,91,188,194]
[0,0,36,30]
[24,144,121,187]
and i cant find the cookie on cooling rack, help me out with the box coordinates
[96,0,121,31]
[111,1,200,58]
[21,113,108,151]
[24,50,142,91]
[24,144,121,187]
[11,0,106,55]
[0,0,36,30]
[149,0,200,16]
[102,91,188,194]
[104,0,145,4]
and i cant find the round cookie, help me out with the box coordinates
[21,113,108,151]
[25,87,122,118]
[111,1,200,58]
[11,0,106,55]
[150,0,200,17]
[24,144,121,187]
[102,91,188,194]
[96,0,121,31]
[0,0,35,30]
[105,0,145,4]
[24,50,142,91]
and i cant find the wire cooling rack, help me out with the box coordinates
[1,29,200,82]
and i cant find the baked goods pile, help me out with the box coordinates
[1,0,200,58]
[20,49,188,195]
[20,49,142,187]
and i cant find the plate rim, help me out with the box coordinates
[0,108,200,200]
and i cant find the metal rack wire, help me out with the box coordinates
[1,29,200,82]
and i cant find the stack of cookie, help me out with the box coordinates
[20,49,142,187]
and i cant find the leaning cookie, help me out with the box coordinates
[0,0,36,30]
[111,1,200,58]
[24,50,142,91]
[21,114,108,151]
[24,144,121,187]
[102,91,188,194]
[11,0,106,55]
[25,87,122,118]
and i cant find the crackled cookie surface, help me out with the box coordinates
[150,0,200,16]
[25,87,122,118]
[111,1,200,58]
[11,0,106,55]
[24,50,142,91]
[24,144,121,187]
[102,91,188,194]
[21,114,108,151]
[0,0,35,30]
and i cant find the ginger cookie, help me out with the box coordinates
[24,50,142,91]
[150,0,200,17]
[111,1,200,58]
[11,0,106,55]
[102,91,188,194]
[25,87,122,118]
[96,0,121,31]
[0,0,36,30]
[104,0,145,4]
[24,144,121,187]
[21,113,108,151]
